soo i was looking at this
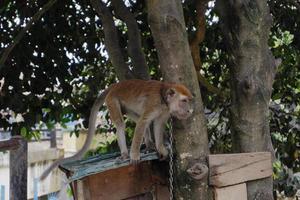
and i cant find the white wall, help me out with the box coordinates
[0,142,63,200]
[27,148,64,199]
[0,152,9,200]
[0,130,111,200]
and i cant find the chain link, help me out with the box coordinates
[168,118,174,200]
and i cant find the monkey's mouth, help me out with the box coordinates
[172,112,190,120]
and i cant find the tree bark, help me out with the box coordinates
[111,0,150,80]
[90,0,133,81]
[9,137,28,200]
[216,1,276,199]
[147,0,210,199]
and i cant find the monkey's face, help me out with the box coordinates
[166,88,194,120]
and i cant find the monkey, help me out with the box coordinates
[40,79,193,180]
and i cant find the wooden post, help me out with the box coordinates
[208,152,273,200]
[50,130,57,148]
[0,137,20,151]
[214,183,247,200]
[9,137,27,200]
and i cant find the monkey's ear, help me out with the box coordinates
[166,88,176,102]
[166,88,176,97]
[161,87,176,104]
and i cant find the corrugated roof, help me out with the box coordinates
[59,151,159,182]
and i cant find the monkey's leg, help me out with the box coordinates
[107,99,128,160]
[126,112,154,151]
[154,114,169,160]
[130,115,155,164]
[144,127,155,151]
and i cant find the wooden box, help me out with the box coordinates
[60,152,170,200]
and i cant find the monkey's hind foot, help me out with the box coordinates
[130,152,141,165]
[130,159,141,165]
[115,153,129,164]
[157,145,169,161]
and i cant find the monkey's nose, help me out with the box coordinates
[189,109,194,114]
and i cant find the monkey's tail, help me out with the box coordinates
[39,89,110,181]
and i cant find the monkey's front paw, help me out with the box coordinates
[158,146,169,161]
[130,152,141,165]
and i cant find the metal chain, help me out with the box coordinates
[169,118,174,200]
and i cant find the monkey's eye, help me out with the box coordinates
[181,99,188,103]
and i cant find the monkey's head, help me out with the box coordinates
[165,84,194,120]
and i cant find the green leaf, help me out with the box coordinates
[20,127,27,137]
[273,93,282,100]
[31,131,41,140]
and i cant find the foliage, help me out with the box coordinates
[85,111,136,157]
[0,0,115,135]
[268,1,300,195]
[273,160,300,197]
[271,29,300,175]
[184,1,232,153]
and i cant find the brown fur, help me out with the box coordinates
[105,79,193,162]
[172,84,193,99]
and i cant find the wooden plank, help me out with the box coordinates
[81,162,155,200]
[156,185,170,200]
[214,183,247,200]
[209,152,272,187]
[76,180,86,200]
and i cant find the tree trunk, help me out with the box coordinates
[9,137,28,200]
[147,0,210,199]
[90,0,150,81]
[216,1,276,199]
[90,0,133,81]
[111,0,150,80]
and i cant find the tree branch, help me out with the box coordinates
[189,0,208,71]
[111,0,150,80]
[0,0,58,70]
[90,0,133,81]
[197,71,227,99]
[188,0,226,97]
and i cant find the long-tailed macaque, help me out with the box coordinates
[40,79,193,180]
